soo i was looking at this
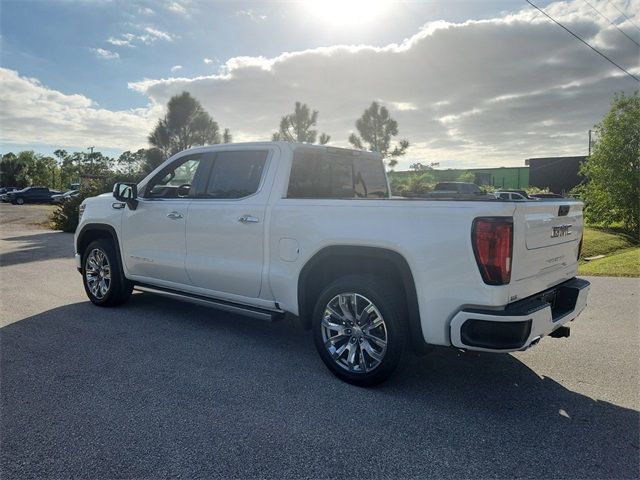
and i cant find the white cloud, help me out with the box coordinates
[2,0,639,167]
[91,48,119,59]
[142,26,174,42]
[129,0,640,167]
[389,102,418,111]
[0,68,159,151]
[168,1,187,15]
[171,65,183,73]
[106,36,134,47]
[106,26,175,49]
[234,9,267,21]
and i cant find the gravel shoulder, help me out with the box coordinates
[0,203,56,232]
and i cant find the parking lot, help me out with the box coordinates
[1,218,639,478]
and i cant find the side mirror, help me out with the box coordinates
[113,182,138,210]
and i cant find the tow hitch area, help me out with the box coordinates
[549,326,570,338]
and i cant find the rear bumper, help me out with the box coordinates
[450,277,590,352]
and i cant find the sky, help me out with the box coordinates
[0,0,638,169]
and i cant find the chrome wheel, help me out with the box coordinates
[85,248,111,300]
[321,293,388,374]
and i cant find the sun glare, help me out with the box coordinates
[302,0,391,27]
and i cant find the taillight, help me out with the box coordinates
[472,217,513,285]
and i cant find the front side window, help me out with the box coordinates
[146,155,201,199]
[287,150,388,199]
[203,150,268,199]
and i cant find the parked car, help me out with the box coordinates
[5,187,62,205]
[494,190,528,200]
[51,189,80,203]
[75,142,589,385]
[433,181,483,195]
[0,187,18,202]
[530,193,564,199]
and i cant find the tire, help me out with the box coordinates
[312,275,407,386]
[82,239,133,307]
[15,197,24,205]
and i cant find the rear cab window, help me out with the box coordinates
[287,148,388,199]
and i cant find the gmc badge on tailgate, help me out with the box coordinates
[551,224,572,238]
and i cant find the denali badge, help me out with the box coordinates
[551,224,572,238]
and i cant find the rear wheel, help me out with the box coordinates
[312,275,407,386]
[82,239,133,307]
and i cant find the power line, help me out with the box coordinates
[606,0,640,32]
[525,0,640,83]
[582,0,640,48]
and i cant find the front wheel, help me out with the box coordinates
[14,197,24,205]
[312,275,407,386]
[82,239,133,307]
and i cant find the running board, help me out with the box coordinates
[134,284,284,322]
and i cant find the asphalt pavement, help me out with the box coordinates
[1,228,638,479]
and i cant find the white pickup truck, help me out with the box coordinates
[75,142,590,385]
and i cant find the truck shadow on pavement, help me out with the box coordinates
[1,293,638,479]
[0,231,74,267]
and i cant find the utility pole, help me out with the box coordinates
[588,130,592,156]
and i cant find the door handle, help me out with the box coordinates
[238,215,259,224]
[167,211,183,219]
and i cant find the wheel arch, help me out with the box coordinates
[297,245,429,353]
[76,224,123,272]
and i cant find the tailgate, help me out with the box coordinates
[509,200,583,302]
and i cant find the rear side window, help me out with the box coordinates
[287,150,388,199]
[203,150,268,199]
[353,158,388,198]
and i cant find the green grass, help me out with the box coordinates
[580,227,637,258]
[578,227,639,277]
[579,247,640,277]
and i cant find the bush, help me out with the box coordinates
[580,92,639,238]
[389,171,436,196]
[50,181,107,232]
[524,186,550,195]
[50,172,144,232]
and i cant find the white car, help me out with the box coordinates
[51,189,79,203]
[75,142,589,385]
[495,191,528,200]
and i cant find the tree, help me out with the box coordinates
[223,128,233,144]
[0,152,27,187]
[1,151,63,189]
[142,148,166,174]
[117,149,147,174]
[348,101,409,168]
[83,151,114,176]
[456,171,476,183]
[579,91,639,237]
[410,162,439,171]
[149,92,222,156]
[272,101,330,144]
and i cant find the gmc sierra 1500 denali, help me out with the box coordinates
[75,141,590,385]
